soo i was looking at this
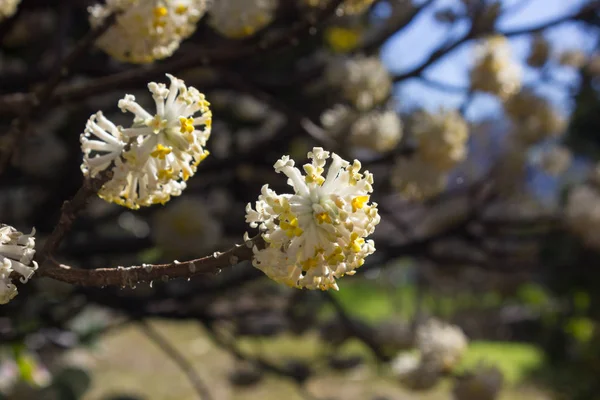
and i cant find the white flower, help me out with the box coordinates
[391,352,442,391]
[326,55,392,111]
[412,109,469,171]
[152,196,223,257]
[470,35,521,99]
[0,0,19,20]
[566,185,600,250]
[537,145,572,176]
[89,0,209,63]
[416,319,468,372]
[0,224,38,305]
[208,0,277,38]
[80,74,212,209]
[246,147,380,290]
[391,157,449,201]
[505,90,564,145]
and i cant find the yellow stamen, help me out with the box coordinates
[315,212,331,224]
[351,195,369,212]
[150,144,172,159]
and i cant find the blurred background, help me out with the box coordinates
[1,0,600,399]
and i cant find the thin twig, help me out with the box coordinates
[138,320,213,400]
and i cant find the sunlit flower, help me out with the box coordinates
[246,147,380,290]
[412,109,469,171]
[470,35,521,99]
[0,0,19,20]
[152,196,223,258]
[0,224,37,305]
[88,0,209,63]
[80,74,212,209]
[321,105,403,153]
[208,0,277,38]
[504,89,564,145]
[326,55,392,111]
[566,185,600,251]
[537,145,572,176]
[416,318,468,372]
[391,157,449,201]
[527,33,550,68]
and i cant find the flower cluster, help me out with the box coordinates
[326,55,392,111]
[412,109,469,171]
[504,89,564,145]
[245,148,380,290]
[80,74,212,209]
[537,145,572,176]
[470,35,521,99]
[88,0,209,63]
[208,0,277,38]
[391,157,449,201]
[566,185,600,251]
[391,319,468,390]
[0,224,38,305]
[321,105,403,153]
[0,0,19,20]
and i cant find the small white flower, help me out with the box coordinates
[246,147,380,290]
[0,0,19,20]
[416,319,468,372]
[391,352,442,391]
[326,55,392,111]
[89,0,209,63]
[80,74,212,209]
[412,109,469,171]
[208,0,277,38]
[537,145,572,176]
[0,224,38,305]
[391,157,449,201]
[566,185,600,250]
[470,35,521,100]
[505,90,565,145]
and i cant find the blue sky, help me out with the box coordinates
[380,0,597,120]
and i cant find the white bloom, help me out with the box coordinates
[391,157,449,201]
[0,0,19,20]
[80,74,212,209]
[321,105,403,152]
[416,319,468,372]
[0,224,38,305]
[470,35,521,99]
[505,90,564,145]
[412,109,469,171]
[566,185,600,250]
[326,55,392,111]
[89,0,209,63]
[537,145,572,176]
[208,0,277,38]
[152,196,223,257]
[246,147,380,290]
[391,353,442,391]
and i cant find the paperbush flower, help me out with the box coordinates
[88,0,209,63]
[470,35,521,99]
[80,74,212,209]
[416,319,468,372]
[246,147,380,290]
[0,224,38,305]
[0,0,20,20]
[391,157,449,201]
[208,0,277,38]
[566,185,600,251]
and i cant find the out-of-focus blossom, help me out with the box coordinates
[0,224,38,304]
[88,0,209,63]
[391,157,449,201]
[537,145,572,176]
[527,34,551,68]
[453,364,504,400]
[246,147,380,290]
[0,0,19,21]
[566,185,600,251]
[470,35,521,100]
[326,55,392,111]
[152,196,223,258]
[412,109,469,171]
[391,353,442,391]
[208,0,277,38]
[80,74,212,209]
[504,90,564,145]
[416,318,468,372]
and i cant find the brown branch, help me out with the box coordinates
[139,320,213,400]
[0,0,344,116]
[0,13,119,175]
[37,235,265,287]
